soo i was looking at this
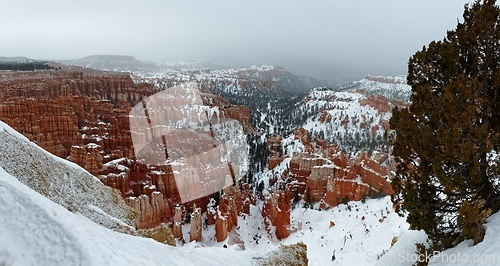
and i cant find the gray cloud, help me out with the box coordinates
[1,0,472,83]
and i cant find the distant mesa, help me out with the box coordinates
[57,55,159,73]
[0,56,36,64]
[56,55,334,94]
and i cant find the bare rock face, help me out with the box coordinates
[172,206,183,239]
[68,144,103,176]
[137,224,176,246]
[215,205,229,242]
[0,68,255,230]
[322,178,369,207]
[278,128,394,210]
[127,192,171,229]
[0,99,81,159]
[262,191,291,240]
[215,197,233,242]
[201,93,252,131]
[212,185,253,242]
[0,70,155,164]
[267,135,284,170]
[294,128,311,152]
[189,205,202,242]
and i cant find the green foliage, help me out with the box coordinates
[390,0,500,248]
[457,200,488,244]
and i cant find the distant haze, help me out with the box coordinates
[2,0,472,83]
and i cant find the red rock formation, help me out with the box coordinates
[318,110,333,123]
[267,134,285,170]
[190,205,202,242]
[262,191,291,240]
[237,183,255,214]
[357,93,409,113]
[277,129,394,211]
[201,93,251,131]
[127,192,171,229]
[172,206,183,239]
[68,143,103,176]
[294,128,311,151]
[0,68,257,230]
[212,185,254,242]
[322,178,369,208]
[215,205,229,242]
[0,69,155,163]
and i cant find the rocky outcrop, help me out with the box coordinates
[267,134,284,170]
[189,206,202,242]
[211,184,254,242]
[262,191,291,240]
[215,205,230,242]
[0,69,154,163]
[172,206,183,239]
[278,129,394,210]
[127,192,171,229]
[68,144,103,176]
[0,99,81,158]
[214,189,238,242]
[0,68,256,231]
[201,93,251,131]
[260,242,308,266]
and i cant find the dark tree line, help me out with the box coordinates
[0,62,55,71]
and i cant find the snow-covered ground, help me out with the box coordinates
[338,75,412,102]
[378,213,500,266]
[0,121,136,232]
[0,165,252,266]
[3,157,499,266]
[429,213,500,265]
[0,119,410,265]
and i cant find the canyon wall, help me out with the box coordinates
[0,68,253,239]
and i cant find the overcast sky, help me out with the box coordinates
[1,0,473,83]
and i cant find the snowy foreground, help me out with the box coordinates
[0,165,252,266]
[2,164,500,265]
[0,120,499,265]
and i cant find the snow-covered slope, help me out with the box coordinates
[0,165,251,266]
[0,121,136,232]
[296,89,392,153]
[270,75,411,153]
[0,120,410,266]
[210,65,335,93]
[429,212,500,265]
[0,56,36,64]
[338,75,411,102]
[177,189,416,265]
[377,212,500,266]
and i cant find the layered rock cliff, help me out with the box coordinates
[0,67,253,236]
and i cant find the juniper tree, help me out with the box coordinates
[390,0,500,248]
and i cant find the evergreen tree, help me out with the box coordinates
[390,0,500,248]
